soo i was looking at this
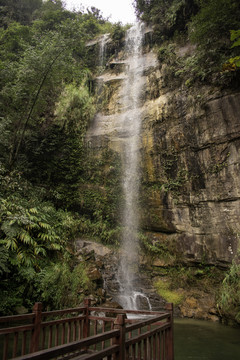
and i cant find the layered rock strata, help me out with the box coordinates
[87,39,240,267]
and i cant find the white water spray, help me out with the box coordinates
[99,33,109,68]
[117,23,151,310]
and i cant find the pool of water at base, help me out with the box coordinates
[174,318,240,360]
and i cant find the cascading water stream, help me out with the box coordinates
[90,23,154,311]
[116,23,151,310]
[96,33,110,107]
[99,34,109,68]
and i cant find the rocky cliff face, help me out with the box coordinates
[87,33,240,267]
[85,30,240,320]
[141,88,240,267]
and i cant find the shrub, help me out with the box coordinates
[155,279,184,305]
[218,260,240,323]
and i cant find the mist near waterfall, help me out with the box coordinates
[117,23,148,310]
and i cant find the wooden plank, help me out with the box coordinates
[161,331,165,360]
[80,345,119,360]
[153,333,156,360]
[0,301,174,360]
[42,316,85,327]
[88,307,166,316]
[126,314,169,333]
[53,349,87,360]
[132,343,136,360]
[88,316,115,323]
[148,335,152,360]
[101,321,106,350]
[143,338,147,360]
[61,323,66,345]
[0,324,34,335]
[125,346,130,360]
[55,324,59,346]
[41,327,46,350]
[156,332,160,360]
[125,324,169,346]
[3,333,9,360]
[126,322,171,332]
[22,331,27,355]
[67,322,71,343]
[42,307,85,318]
[12,332,120,360]
[48,326,52,348]
[73,321,77,341]
[13,331,19,358]
[79,319,83,340]
[0,314,35,323]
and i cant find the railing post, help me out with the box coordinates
[30,302,42,353]
[114,314,126,360]
[83,298,91,339]
[165,303,174,360]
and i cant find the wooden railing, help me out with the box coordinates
[0,299,174,360]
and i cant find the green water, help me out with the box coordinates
[174,318,240,360]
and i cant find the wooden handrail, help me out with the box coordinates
[0,300,174,360]
[0,324,34,335]
[12,329,120,360]
[88,306,167,316]
[42,306,86,317]
[126,313,170,333]
[89,315,116,322]
[125,323,170,346]
[0,314,35,323]
[42,315,85,327]
[79,345,119,360]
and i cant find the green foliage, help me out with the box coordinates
[32,0,75,32]
[187,0,240,84]
[189,0,240,47]
[0,256,92,314]
[36,261,91,310]
[218,260,240,323]
[0,2,106,169]
[231,30,240,48]
[0,0,119,315]
[75,149,122,245]
[155,279,184,305]
[0,195,66,267]
[0,0,43,27]
[1,32,71,166]
[140,233,171,258]
[0,245,9,276]
[55,82,96,132]
[134,0,199,40]
[22,80,96,211]
[223,30,240,71]
[0,162,92,314]
[0,22,32,61]
[137,0,240,86]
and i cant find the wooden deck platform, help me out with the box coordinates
[0,299,174,360]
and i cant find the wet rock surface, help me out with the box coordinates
[87,41,240,267]
[75,239,220,320]
[84,32,240,322]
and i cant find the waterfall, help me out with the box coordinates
[99,33,109,69]
[116,23,151,310]
[96,34,109,108]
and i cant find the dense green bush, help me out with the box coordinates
[35,261,91,310]
[218,260,240,324]
[0,0,126,314]
[134,0,199,40]
[135,0,240,86]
